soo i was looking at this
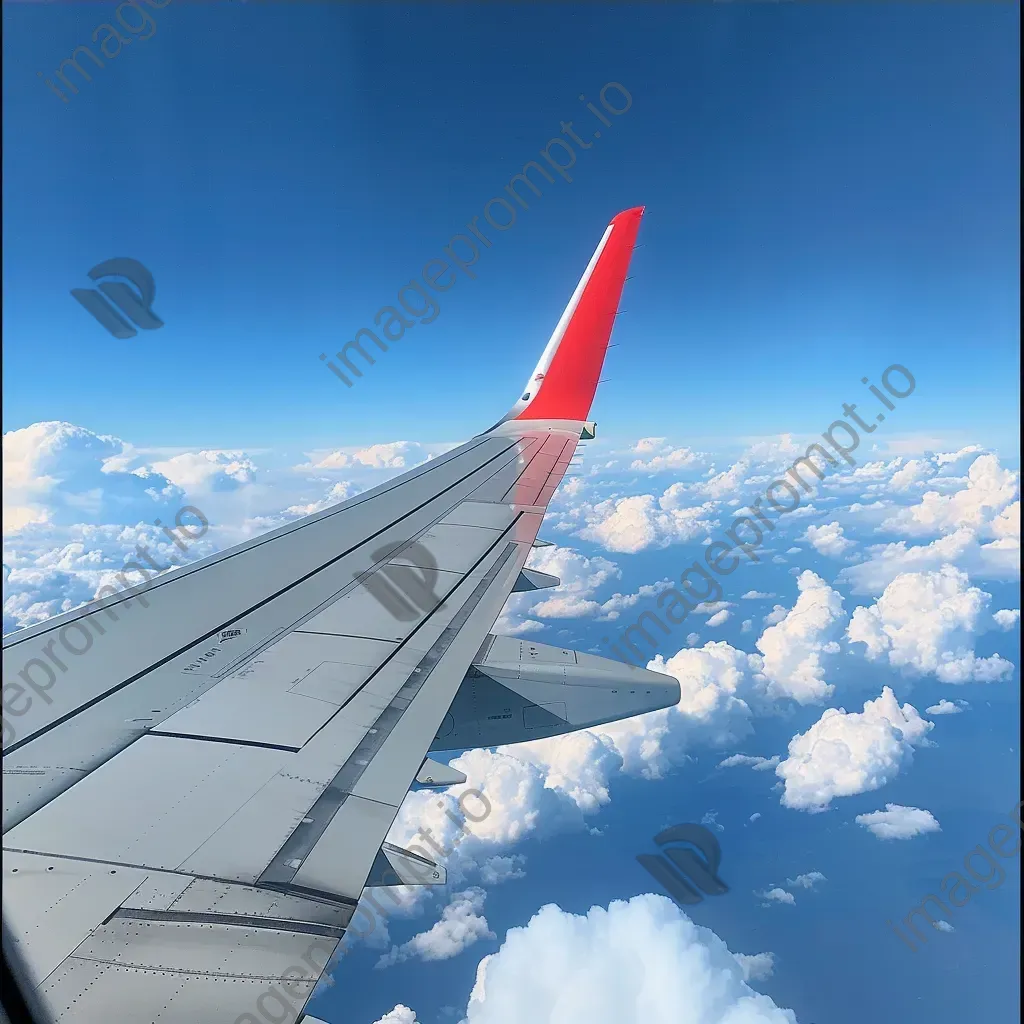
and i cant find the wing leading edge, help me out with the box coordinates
[2,207,679,1024]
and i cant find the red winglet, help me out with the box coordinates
[511,207,644,422]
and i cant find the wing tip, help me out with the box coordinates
[487,206,645,431]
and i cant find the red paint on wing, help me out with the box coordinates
[515,206,644,422]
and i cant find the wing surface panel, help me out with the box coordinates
[3,208,649,1023]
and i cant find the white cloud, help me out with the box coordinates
[701,809,724,832]
[376,888,494,968]
[925,699,969,715]
[785,871,826,889]
[594,579,674,622]
[706,608,731,627]
[837,529,977,594]
[693,601,732,615]
[855,804,941,840]
[282,481,356,517]
[994,608,1020,630]
[803,522,854,558]
[935,445,985,467]
[742,591,776,600]
[684,459,751,500]
[632,437,667,453]
[371,1006,421,1024]
[3,421,187,532]
[630,446,704,473]
[3,564,100,634]
[847,566,1015,683]
[734,951,776,981]
[991,500,1019,542]
[754,571,846,704]
[758,888,795,906]
[495,545,620,631]
[776,687,933,812]
[882,454,1018,537]
[461,895,797,1023]
[477,855,526,885]
[718,754,779,771]
[150,449,257,492]
[578,494,717,553]
[304,441,434,471]
[888,458,937,492]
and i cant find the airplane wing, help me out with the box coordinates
[2,206,680,1024]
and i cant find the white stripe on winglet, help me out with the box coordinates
[505,222,615,418]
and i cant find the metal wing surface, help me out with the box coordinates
[2,206,680,1023]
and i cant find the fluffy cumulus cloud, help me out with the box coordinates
[629,444,705,473]
[461,895,797,1024]
[925,699,969,716]
[371,1006,421,1024]
[149,449,256,491]
[881,454,1018,537]
[837,529,978,595]
[619,642,770,775]
[718,754,779,771]
[633,437,667,453]
[786,871,826,889]
[847,566,1015,683]
[855,804,941,840]
[3,420,187,532]
[802,522,854,558]
[1,422,280,634]
[3,564,99,634]
[734,952,776,982]
[578,494,718,553]
[887,458,938,492]
[594,579,674,622]
[477,854,526,885]
[281,481,357,518]
[754,571,847,704]
[303,441,435,471]
[776,687,933,812]
[495,545,620,630]
[757,888,795,907]
[376,888,494,968]
[994,608,1020,630]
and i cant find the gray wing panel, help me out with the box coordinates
[2,434,543,829]
[3,420,585,1024]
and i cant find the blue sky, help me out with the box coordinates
[3,1,1019,452]
[2,5,1020,1024]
